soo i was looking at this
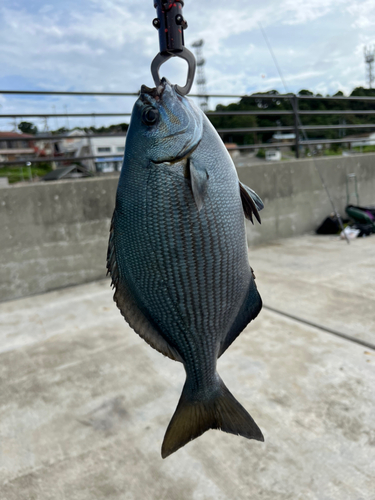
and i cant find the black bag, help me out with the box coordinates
[316,215,340,235]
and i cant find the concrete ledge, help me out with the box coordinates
[1,154,374,301]
[0,176,118,302]
[237,154,375,245]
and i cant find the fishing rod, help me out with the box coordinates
[151,0,196,95]
[259,23,350,244]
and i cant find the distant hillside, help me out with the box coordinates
[208,87,375,146]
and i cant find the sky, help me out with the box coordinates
[0,0,374,131]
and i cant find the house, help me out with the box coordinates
[90,136,125,172]
[343,132,375,148]
[272,132,296,143]
[0,132,36,163]
[271,132,296,153]
[59,131,126,172]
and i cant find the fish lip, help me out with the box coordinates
[152,140,201,165]
[140,78,169,104]
[140,84,164,100]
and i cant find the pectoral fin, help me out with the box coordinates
[189,159,209,211]
[239,182,264,224]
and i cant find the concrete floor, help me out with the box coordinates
[0,235,374,500]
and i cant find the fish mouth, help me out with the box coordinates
[140,78,171,103]
[140,84,164,101]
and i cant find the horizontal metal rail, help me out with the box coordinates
[233,137,371,150]
[217,126,294,133]
[0,154,124,166]
[300,137,369,145]
[217,123,375,134]
[298,110,375,115]
[300,123,375,130]
[2,89,375,101]
[2,133,127,142]
[0,110,293,118]
[206,110,293,116]
[0,113,131,119]
[2,123,375,142]
[2,110,375,119]
[293,94,375,101]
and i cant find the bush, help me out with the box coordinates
[0,163,53,183]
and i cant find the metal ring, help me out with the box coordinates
[151,47,196,96]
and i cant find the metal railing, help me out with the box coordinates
[1,90,375,167]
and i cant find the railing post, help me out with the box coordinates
[293,95,300,159]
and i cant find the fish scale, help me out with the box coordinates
[146,169,240,342]
[107,79,264,457]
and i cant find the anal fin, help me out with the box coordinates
[219,278,262,357]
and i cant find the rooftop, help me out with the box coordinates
[0,131,34,139]
[1,234,374,499]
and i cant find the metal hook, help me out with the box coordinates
[151,47,196,96]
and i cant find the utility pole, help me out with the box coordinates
[364,46,375,88]
[64,104,70,130]
[192,39,208,112]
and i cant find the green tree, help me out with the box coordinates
[18,121,38,135]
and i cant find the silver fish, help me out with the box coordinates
[107,79,264,458]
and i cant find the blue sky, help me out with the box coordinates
[0,0,374,130]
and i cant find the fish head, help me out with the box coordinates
[128,78,203,164]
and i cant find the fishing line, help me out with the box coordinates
[259,23,350,244]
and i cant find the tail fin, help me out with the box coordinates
[161,375,264,458]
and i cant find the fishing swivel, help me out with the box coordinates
[151,0,196,96]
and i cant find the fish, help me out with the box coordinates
[107,78,265,458]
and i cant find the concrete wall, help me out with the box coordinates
[237,154,375,246]
[1,154,374,302]
[0,176,118,302]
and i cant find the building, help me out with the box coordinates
[59,131,126,172]
[90,136,125,173]
[343,132,375,148]
[0,132,35,163]
[271,132,296,153]
[265,150,282,161]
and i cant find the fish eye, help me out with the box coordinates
[142,107,159,126]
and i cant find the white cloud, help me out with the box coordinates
[347,0,375,28]
[0,0,374,130]
[281,0,348,25]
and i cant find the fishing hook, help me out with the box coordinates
[151,0,196,96]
